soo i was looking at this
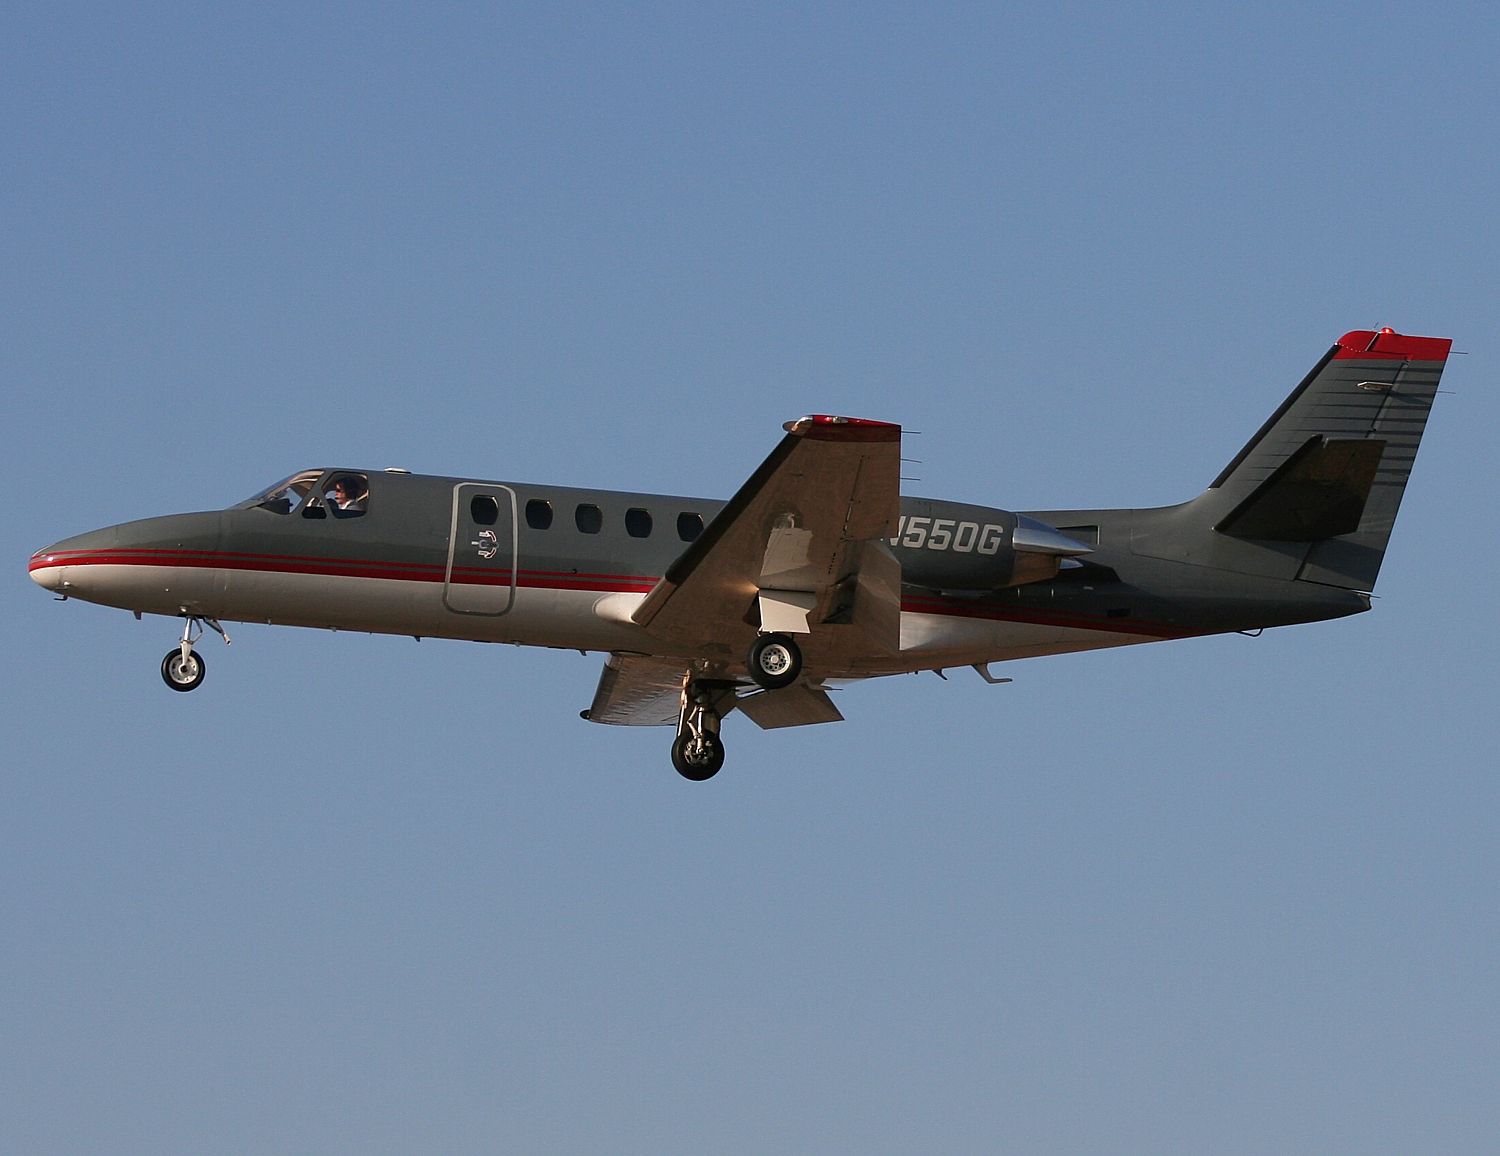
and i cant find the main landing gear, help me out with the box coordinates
[160,615,231,692]
[747,631,802,691]
[671,679,727,781]
[668,635,805,781]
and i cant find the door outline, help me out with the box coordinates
[443,483,518,616]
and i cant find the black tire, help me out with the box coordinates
[747,632,802,690]
[161,649,206,692]
[671,733,725,781]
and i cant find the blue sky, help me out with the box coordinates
[4,4,1497,1152]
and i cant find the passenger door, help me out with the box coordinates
[444,484,517,615]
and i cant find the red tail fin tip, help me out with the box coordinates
[1334,329,1451,362]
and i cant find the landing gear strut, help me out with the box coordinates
[672,679,725,781]
[160,615,231,692]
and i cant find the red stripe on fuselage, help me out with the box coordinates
[31,547,1183,636]
[29,548,660,595]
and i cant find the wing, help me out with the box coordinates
[632,415,903,663]
[584,653,844,729]
[583,654,697,726]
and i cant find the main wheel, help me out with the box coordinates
[161,648,206,692]
[671,733,725,781]
[747,632,802,690]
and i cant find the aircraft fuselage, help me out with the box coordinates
[29,468,1367,679]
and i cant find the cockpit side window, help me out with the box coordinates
[323,473,370,518]
[241,470,370,518]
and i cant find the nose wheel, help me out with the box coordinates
[161,648,206,691]
[160,615,230,692]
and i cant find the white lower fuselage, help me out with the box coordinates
[31,558,1166,677]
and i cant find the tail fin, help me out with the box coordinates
[1206,328,1450,589]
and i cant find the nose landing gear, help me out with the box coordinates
[160,615,231,692]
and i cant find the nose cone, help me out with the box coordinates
[29,526,119,594]
[29,547,64,591]
[28,513,223,614]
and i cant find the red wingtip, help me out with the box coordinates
[1334,328,1451,361]
[784,414,902,442]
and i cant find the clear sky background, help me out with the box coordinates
[4,4,1497,1153]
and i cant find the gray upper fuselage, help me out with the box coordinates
[32,465,1370,656]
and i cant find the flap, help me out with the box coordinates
[583,654,736,727]
[734,682,845,730]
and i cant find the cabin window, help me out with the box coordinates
[677,512,704,542]
[625,508,652,538]
[526,499,553,530]
[575,503,603,534]
[471,495,500,526]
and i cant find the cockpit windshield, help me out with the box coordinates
[240,470,324,514]
[237,470,370,518]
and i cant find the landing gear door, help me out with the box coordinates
[444,484,517,616]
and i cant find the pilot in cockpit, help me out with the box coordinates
[330,476,368,514]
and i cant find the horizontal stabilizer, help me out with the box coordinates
[1215,436,1385,541]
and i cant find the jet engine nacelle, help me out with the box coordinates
[889,500,1093,593]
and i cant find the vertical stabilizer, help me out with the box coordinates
[1206,328,1450,589]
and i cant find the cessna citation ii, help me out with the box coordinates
[30,328,1449,780]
